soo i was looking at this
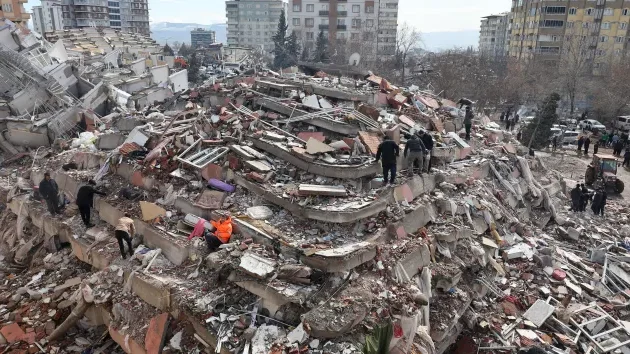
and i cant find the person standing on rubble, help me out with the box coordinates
[577,136,584,156]
[614,139,624,157]
[591,189,607,216]
[76,180,106,228]
[580,184,592,211]
[623,148,630,167]
[115,213,135,259]
[404,134,427,176]
[376,136,400,185]
[570,184,582,212]
[419,130,434,173]
[39,172,62,215]
[464,106,474,140]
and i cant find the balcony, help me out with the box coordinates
[337,24,346,30]
[319,10,329,15]
[337,11,347,16]
[319,24,329,30]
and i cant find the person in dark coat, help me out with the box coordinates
[624,148,630,167]
[419,130,434,173]
[591,189,607,216]
[584,137,591,156]
[577,136,584,154]
[464,106,474,140]
[593,141,599,155]
[404,134,427,176]
[76,180,107,228]
[570,184,582,212]
[615,140,625,157]
[376,136,400,186]
[39,172,61,215]
[500,112,505,122]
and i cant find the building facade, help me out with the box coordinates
[226,0,287,53]
[191,28,216,48]
[32,0,64,35]
[287,0,399,64]
[59,0,148,35]
[0,0,30,24]
[479,13,509,59]
[508,0,630,72]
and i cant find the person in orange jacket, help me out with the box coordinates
[206,216,233,251]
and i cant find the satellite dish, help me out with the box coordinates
[348,53,361,66]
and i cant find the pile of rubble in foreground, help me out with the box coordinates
[1,38,630,353]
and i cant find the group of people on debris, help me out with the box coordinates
[375,129,434,186]
[499,110,520,132]
[570,183,607,216]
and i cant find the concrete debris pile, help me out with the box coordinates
[2,39,630,353]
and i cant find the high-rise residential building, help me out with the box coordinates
[479,13,509,59]
[0,0,30,24]
[32,0,64,35]
[287,0,399,64]
[60,0,149,35]
[191,28,216,48]
[508,0,630,73]
[226,0,287,53]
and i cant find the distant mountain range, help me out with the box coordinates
[150,22,478,51]
[150,22,227,45]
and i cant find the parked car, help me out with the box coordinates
[578,119,607,132]
[615,116,630,132]
[562,131,580,146]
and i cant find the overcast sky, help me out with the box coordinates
[26,0,511,32]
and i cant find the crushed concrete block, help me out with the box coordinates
[522,300,555,327]
[53,277,82,292]
[287,322,309,344]
[205,250,229,270]
[298,184,347,197]
[305,138,334,155]
[145,313,170,354]
[502,248,523,260]
[566,227,580,241]
[195,190,226,210]
[245,160,272,173]
[239,252,277,279]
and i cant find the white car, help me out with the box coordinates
[578,119,606,132]
[562,131,580,145]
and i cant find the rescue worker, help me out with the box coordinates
[404,134,427,176]
[591,189,607,216]
[593,141,599,155]
[39,172,61,215]
[76,180,106,228]
[615,139,625,157]
[551,135,558,152]
[206,216,233,251]
[580,184,591,212]
[577,136,584,156]
[375,136,400,186]
[464,106,474,140]
[115,213,135,259]
[624,148,630,167]
[419,130,434,173]
[570,184,582,212]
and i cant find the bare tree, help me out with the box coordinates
[396,22,422,85]
[559,27,593,116]
[589,59,630,125]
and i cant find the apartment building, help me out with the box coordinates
[287,0,399,63]
[226,0,287,53]
[60,0,149,35]
[32,0,64,35]
[191,28,216,48]
[0,0,30,24]
[508,0,630,72]
[479,13,509,59]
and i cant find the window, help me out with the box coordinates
[529,8,536,16]
[352,5,360,13]
[541,20,564,27]
[1,4,13,12]
[321,4,328,10]
[569,7,577,15]
[583,22,590,28]
[110,21,121,26]
[321,18,328,25]
[109,8,119,13]
[306,4,314,12]
[306,32,314,40]
[624,9,630,16]
[616,36,624,43]
[601,35,608,42]
[305,18,314,27]
[604,8,613,16]
[545,6,566,15]
[109,14,120,20]
[108,1,119,6]
[352,18,361,28]
[337,18,345,25]
[586,8,594,16]
[292,18,300,26]
[293,4,301,12]
[597,49,606,56]
[621,23,628,30]
[602,22,611,30]
[366,19,374,27]
[366,5,374,13]
[567,21,574,28]
[337,4,345,11]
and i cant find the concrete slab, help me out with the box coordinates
[109,326,147,354]
[301,242,376,272]
[145,313,170,354]
[239,253,277,279]
[305,138,334,155]
[245,160,272,173]
[298,184,347,197]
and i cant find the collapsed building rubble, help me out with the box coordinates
[1,24,629,353]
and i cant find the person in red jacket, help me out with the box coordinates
[206,216,233,251]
